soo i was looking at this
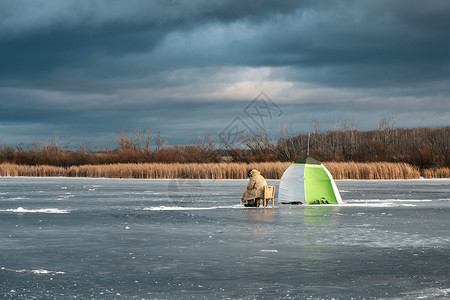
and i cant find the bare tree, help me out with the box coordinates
[311,120,320,134]
[143,129,153,153]
[76,141,92,153]
[155,130,167,151]
[378,116,396,132]
[116,129,133,150]
[116,128,156,152]
[194,134,220,162]
[276,124,304,161]
[132,128,153,153]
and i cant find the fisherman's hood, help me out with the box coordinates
[249,169,261,177]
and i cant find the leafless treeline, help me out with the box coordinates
[0,129,222,166]
[220,123,449,169]
[274,126,449,169]
[0,126,448,169]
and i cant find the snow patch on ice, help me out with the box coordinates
[1,267,65,274]
[143,205,242,211]
[260,249,279,253]
[341,199,430,207]
[0,207,70,213]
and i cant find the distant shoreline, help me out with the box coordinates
[1,162,448,179]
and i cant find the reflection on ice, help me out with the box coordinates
[303,206,338,225]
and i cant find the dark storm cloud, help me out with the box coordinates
[0,0,449,147]
[239,0,450,88]
[0,0,301,71]
[2,0,450,87]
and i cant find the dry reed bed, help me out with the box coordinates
[422,167,450,179]
[0,163,67,177]
[0,162,437,179]
[66,162,292,179]
[324,162,420,180]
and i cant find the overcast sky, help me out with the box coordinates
[1,0,449,149]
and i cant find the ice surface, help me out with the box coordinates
[0,177,449,299]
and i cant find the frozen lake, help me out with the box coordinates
[1,177,449,299]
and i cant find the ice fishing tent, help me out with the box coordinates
[278,157,343,205]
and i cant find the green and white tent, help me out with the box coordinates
[278,157,343,205]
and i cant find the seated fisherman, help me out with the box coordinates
[241,169,267,207]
